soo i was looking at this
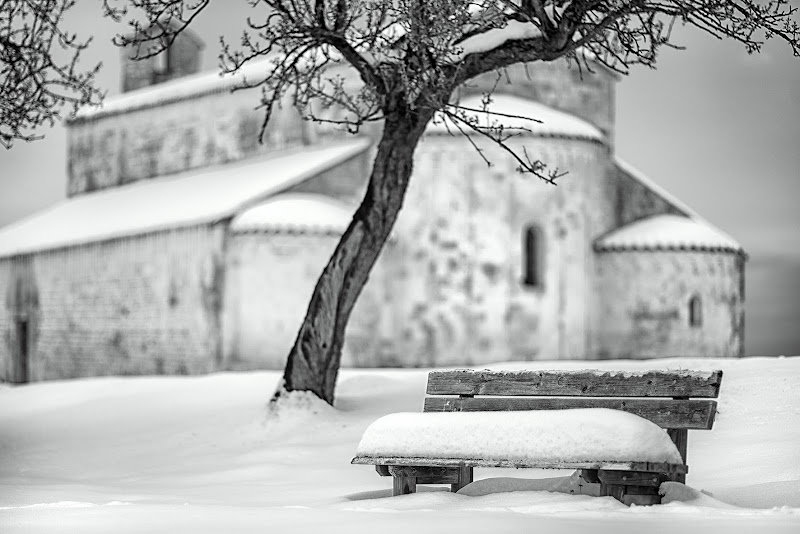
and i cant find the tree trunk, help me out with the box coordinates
[278,108,432,405]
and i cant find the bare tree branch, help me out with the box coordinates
[0,0,104,149]
[99,0,799,405]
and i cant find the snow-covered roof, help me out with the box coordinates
[71,59,274,122]
[0,140,370,258]
[231,194,354,234]
[595,214,744,254]
[427,94,604,141]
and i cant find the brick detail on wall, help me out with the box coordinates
[594,250,745,358]
[66,91,309,196]
[387,135,611,366]
[0,224,227,381]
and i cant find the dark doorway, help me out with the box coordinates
[14,318,29,383]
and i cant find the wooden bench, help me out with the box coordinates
[352,368,723,505]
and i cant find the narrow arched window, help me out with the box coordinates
[523,225,543,288]
[689,295,703,327]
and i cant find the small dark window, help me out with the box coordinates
[689,295,702,327]
[523,225,543,288]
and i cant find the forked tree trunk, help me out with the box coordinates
[278,108,433,405]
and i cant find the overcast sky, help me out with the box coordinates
[1,2,798,355]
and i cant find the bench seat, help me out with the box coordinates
[352,456,685,475]
[352,368,722,505]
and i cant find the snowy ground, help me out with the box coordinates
[1,357,799,533]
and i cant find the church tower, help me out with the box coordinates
[121,23,205,93]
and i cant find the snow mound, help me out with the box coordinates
[458,472,598,497]
[269,389,335,418]
[661,482,739,509]
[711,480,800,509]
[356,408,683,465]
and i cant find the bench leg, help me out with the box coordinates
[580,469,600,483]
[393,475,417,496]
[600,482,626,502]
[598,470,664,506]
[667,429,688,484]
[450,466,473,493]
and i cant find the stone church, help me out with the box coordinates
[0,31,746,383]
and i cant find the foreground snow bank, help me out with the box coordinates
[1,357,799,534]
[356,408,682,464]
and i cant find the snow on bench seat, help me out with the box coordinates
[354,408,683,470]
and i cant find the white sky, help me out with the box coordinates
[0,1,798,355]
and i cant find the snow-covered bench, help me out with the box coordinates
[352,369,723,505]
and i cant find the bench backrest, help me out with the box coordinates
[423,369,723,431]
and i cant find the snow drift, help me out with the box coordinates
[1,357,799,534]
[356,408,683,465]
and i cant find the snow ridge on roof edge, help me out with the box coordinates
[595,242,744,254]
[231,193,354,234]
[70,59,275,123]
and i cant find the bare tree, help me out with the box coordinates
[104,0,798,405]
[0,0,104,149]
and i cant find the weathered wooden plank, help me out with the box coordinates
[451,466,473,493]
[352,456,687,475]
[388,466,459,482]
[426,369,723,398]
[597,470,664,487]
[600,483,626,503]
[423,396,718,429]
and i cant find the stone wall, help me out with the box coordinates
[67,90,309,196]
[68,57,615,197]
[385,133,612,365]
[594,250,745,358]
[222,230,391,369]
[0,225,226,381]
[611,164,686,227]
